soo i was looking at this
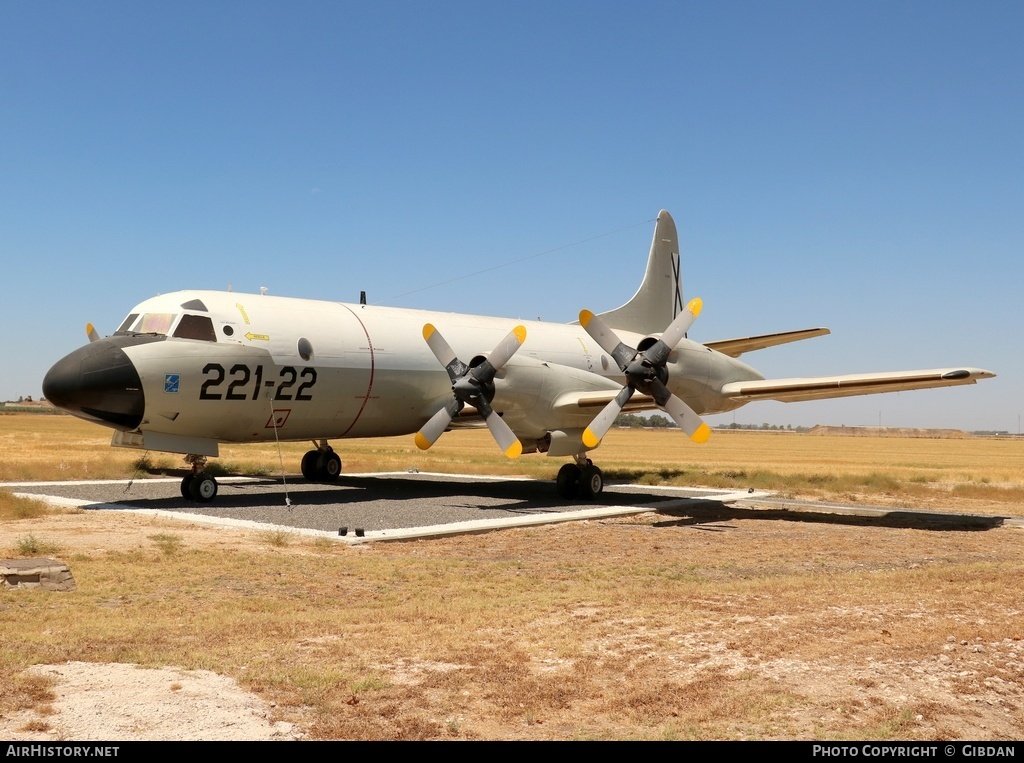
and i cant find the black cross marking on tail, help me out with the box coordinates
[671,250,683,318]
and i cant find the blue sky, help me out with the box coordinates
[2,1,1020,431]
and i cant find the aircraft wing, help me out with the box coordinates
[720,368,996,403]
[552,390,657,413]
[705,328,830,358]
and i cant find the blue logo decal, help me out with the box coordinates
[164,374,180,394]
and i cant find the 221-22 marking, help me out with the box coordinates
[199,363,317,401]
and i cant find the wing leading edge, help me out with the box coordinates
[720,368,995,404]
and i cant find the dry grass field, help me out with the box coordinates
[1,413,1022,740]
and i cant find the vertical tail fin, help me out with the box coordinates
[593,210,682,335]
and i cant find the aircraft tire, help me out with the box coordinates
[189,475,218,503]
[556,464,580,500]
[318,452,342,481]
[180,474,195,501]
[578,464,603,500]
[301,451,319,480]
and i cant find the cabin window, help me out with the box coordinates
[173,314,217,342]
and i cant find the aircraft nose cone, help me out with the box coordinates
[43,340,145,430]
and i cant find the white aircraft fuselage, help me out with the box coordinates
[43,289,761,458]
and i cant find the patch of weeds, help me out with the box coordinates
[131,454,154,474]
[15,534,62,556]
[350,675,390,693]
[310,536,336,552]
[18,719,51,733]
[259,530,291,547]
[0,491,53,521]
[131,453,174,477]
[148,533,184,556]
[860,705,918,739]
[203,461,235,477]
[4,672,57,711]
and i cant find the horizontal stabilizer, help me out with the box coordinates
[720,368,995,403]
[705,328,830,358]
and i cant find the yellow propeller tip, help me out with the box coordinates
[513,325,527,344]
[579,309,594,327]
[504,441,523,459]
[422,324,436,341]
[582,428,601,449]
[690,423,711,444]
[414,432,432,451]
[687,297,703,317]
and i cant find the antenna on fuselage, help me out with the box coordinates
[360,290,366,305]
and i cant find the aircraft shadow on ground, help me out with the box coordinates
[654,501,1005,533]
[82,475,1006,534]
[103,475,684,516]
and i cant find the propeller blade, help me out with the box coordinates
[474,396,522,458]
[659,388,712,444]
[414,398,461,450]
[423,324,468,383]
[644,297,702,366]
[472,325,527,381]
[582,386,635,448]
[579,310,636,370]
[86,323,100,343]
[484,410,523,458]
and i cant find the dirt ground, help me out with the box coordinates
[1,495,1022,741]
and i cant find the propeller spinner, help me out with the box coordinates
[415,323,526,458]
[579,297,711,447]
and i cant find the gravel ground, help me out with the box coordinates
[11,473,718,533]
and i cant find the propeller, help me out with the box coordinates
[86,323,100,343]
[579,297,711,448]
[415,323,527,458]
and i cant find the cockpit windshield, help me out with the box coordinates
[113,312,216,342]
[114,312,177,336]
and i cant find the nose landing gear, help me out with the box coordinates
[180,455,218,503]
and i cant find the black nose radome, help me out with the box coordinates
[43,339,145,430]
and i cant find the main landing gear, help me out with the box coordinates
[301,440,342,482]
[556,456,604,501]
[180,454,218,503]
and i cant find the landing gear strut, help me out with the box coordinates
[556,456,603,501]
[301,440,342,482]
[180,455,218,503]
